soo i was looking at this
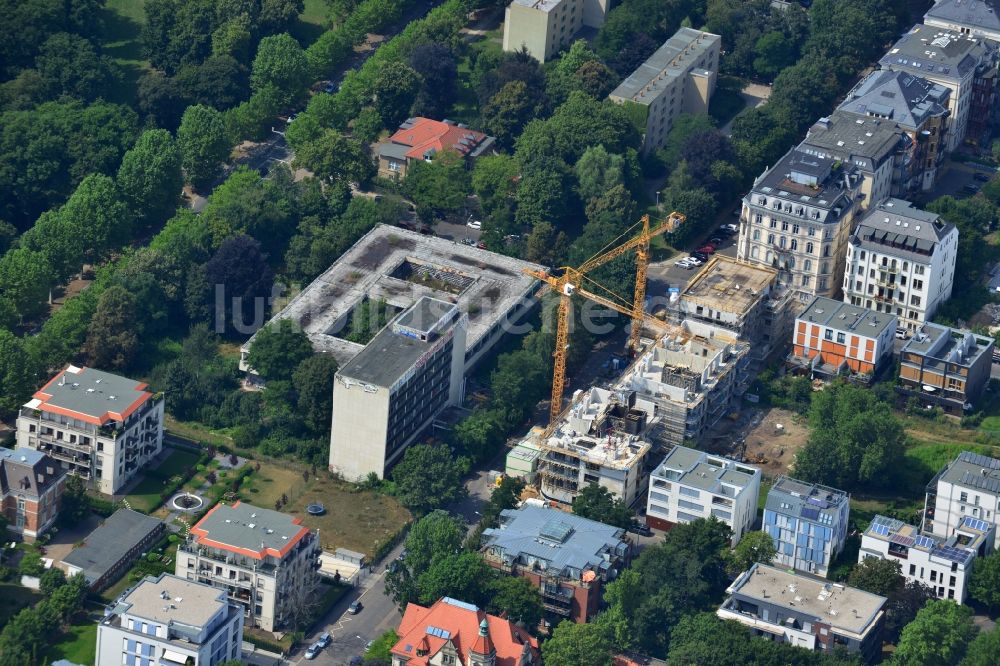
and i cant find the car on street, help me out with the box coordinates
[317,632,332,648]
[349,600,363,614]
[304,643,321,660]
[723,223,738,233]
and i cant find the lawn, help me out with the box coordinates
[124,445,204,513]
[102,0,150,107]
[165,415,235,449]
[708,76,748,126]
[292,0,332,47]
[42,618,98,666]
[0,582,40,627]
[244,461,308,509]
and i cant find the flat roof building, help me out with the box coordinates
[718,563,886,662]
[502,0,610,62]
[96,573,243,666]
[62,508,165,591]
[609,28,721,153]
[241,224,543,373]
[737,148,863,301]
[764,476,851,578]
[924,451,1000,549]
[329,297,467,481]
[17,365,165,494]
[788,296,896,382]
[844,199,957,329]
[178,501,321,632]
[646,445,761,544]
[860,513,993,604]
[481,505,630,622]
[898,322,994,413]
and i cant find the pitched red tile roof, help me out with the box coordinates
[391,597,538,666]
[386,118,492,160]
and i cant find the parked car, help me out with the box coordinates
[349,600,363,614]
[687,256,703,266]
[709,236,724,245]
[692,251,708,262]
[461,237,476,246]
[476,241,487,249]
[675,257,693,268]
[323,81,337,93]
[467,218,482,230]
[974,172,992,182]
[317,633,332,648]
[628,524,653,537]
[698,245,716,255]
[305,643,321,660]
[895,327,908,340]
[723,223,739,233]
[963,184,980,194]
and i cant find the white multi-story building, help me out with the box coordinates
[96,573,243,666]
[860,514,994,604]
[646,445,761,544]
[16,365,164,495]
[880,24,996,151]
[177,501,322,632]
[925,0,1000,49]
[924,451,1000,549]
[502,0,610,62]
[843,198,957,330]
[737,148,863,301]
[609,28,721,153]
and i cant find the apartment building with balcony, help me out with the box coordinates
[798,112,906,211]
[16,365,164,495]
[0,447,66,541]
[764,477,850,578]
[645,445,761,544]
[718,564,886,663]
[502,0,609,62]
[737,148,863,301]
[788,296,896,383]
[880,25,998,150]
[839,70,951,192]
[898,323,994,413]
[480,505,630,623]
[177,501,321,632]
[924,451,1000,549]
[859,513,994,604]
[843,199,957,330]
[535,387,654,507]
[609,28,721,152]
[665,255,794,364]
[96,573,243,666]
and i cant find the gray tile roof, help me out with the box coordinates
[765,476,849,522]
[936,451,1000,494]
[62,509,164,584]
[28,365,153,424]
[799,112,905,171]
[0,447,64,499]
[925,0,1000,36]
[797,296,896,339]
[901,322,993,366]
[839,70,951,132]
[481,506,627,579]
[850,198,954,263]
[191,501,311,556]
[749,148,860,225]
[880,24,991,81]
[610,28,720,103]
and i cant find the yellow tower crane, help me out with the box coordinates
[524,212,687,424]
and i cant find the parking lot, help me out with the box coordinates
[648,217,741,300]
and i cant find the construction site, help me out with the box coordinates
[240,224,546,375]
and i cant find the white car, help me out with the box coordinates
[687,256,703,267]
[304,643,321,660]
[675,257,693,268]
[467,219,482,230]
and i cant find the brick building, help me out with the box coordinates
[0,447,66,541]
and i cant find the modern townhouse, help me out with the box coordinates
[898,323,994,413]
[924,450,1000,549]
[763,476,851,578]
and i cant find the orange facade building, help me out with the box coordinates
[790,296,896,381]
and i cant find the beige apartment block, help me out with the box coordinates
[502,0,610,62]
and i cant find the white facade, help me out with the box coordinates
[925,451,1000,550]
[16,366,164,495]
[859,514,994,604]
[646,445,761,544]
[96,574,243,666]
[608,28,721,152]
[843,199,957,330]
[502,0,609,62]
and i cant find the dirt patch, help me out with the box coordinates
[741,407,810,479]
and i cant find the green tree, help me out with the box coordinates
[960,626,1000,666]
[294,130,374,186]
[292,354,339,434]
[364,630,399,663]
[247,319,313,382]
[85,285,140,371]
[728,531,778,575]
[481,80,538,149]
[177,104,230,188]
[403,510,465,575]
[794,382,906,491]
[848,557,904,597]
[451,409,506,463]
[392,444,469,514]
[403,150,470,223]
[117,129,184,224]
[572,483,635,529]
[60,475,90,525]
[251,33,311,106]
[372,61,421,128]
[542,620,613,666]
[472,154,519,216]
[34,32,118,102]
[18,551,45,576]
[488,575,543,628]
[416,552,493,606]
[0,248,54,322]
[0,328,36,417]
[894,600,977,665]
[968,551,1000,612]
[575,145,627,202]
[39,567,66,595]
[62,173,133,258]
[753,31,797,79]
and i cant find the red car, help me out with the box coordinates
[698,244,716,255]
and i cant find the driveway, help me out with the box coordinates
[46,513,101,570]
[720,82,772,137]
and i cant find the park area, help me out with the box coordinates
[123,445,204,513]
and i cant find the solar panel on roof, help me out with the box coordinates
[426,626,451,640]
[914,535,936,549]
[889,534,915,547]
[934,546,972,564]
[961,516,991,532]
[870,523,891,537]
[801,507,820,521]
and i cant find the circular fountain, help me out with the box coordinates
[171,493,204,512]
